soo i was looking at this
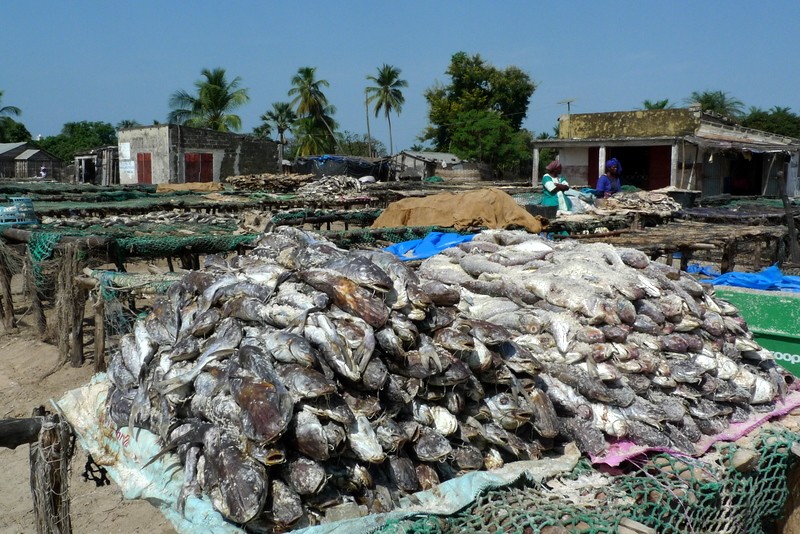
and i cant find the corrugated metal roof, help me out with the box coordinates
[0,142,26,156]
[16,149,40,160]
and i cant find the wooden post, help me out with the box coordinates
[93,293,106,373]
[753,241,764,271]
[721,241,738,274]
[24,252,46,336]
[70,289,86,368]
[776,170,800,264]
[29,407,74,534]
[0,417,42,449]
[0,249,16,331]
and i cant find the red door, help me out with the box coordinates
[136,153,152,184]
[185,153,213,182]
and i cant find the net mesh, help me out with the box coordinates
[379,428,799,534]
[29,410,75,534]
[27,231,61,287]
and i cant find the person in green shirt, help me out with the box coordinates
[541,160,571,211]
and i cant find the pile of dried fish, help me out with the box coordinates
[106,227,790,528]
[227,173,317,193]
[599,191,682,215]
[295,175,363,199]
[39,210,242,230]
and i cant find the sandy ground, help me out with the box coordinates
[0,305,175,533]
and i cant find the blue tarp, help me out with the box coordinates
[707,264,800,293]
[384,231,475,261]
[686,263,721,277]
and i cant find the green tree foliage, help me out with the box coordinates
[0,90,21,118]
[366,64,408,155]
[684,90,744,120]
[260,102,297,145]
[448,110,532,177]
[0,91,26,142]
[641,99,674,110]
[168,67,249,132]
[116,119,141,129]
[421,52,536,171]
[337,131,387,157]
[0,117,31,142]
[741,106,800,138]
[288,67,338,155]
[251,123,272,139]
[37,121,117,162]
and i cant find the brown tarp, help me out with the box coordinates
[156,182,223,193]
[372,188,545,233]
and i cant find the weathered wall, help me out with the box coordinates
[118,125,278,184]
[118,126,171,184]
[560,109,701,139]
[558,147,590,185]
[174,127,278,182]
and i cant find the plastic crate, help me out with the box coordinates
[0,197,37,225]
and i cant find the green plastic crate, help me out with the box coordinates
[714,286,800,377]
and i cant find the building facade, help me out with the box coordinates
[117,125,279,185]
[532,107,800,197]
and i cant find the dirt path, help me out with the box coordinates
[0,326,174,534]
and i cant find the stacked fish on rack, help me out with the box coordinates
[295,175,363,199]
[39,210,241,230]
[597,190,682,215]
[227,173,316,192]
[106,227,790,528]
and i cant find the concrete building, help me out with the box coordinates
[117,125,279,185]
[532,106,800,197]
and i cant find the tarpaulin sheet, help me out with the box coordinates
[372,188,545,234]
[708,264,800,293]
[592,389,800,467]
[55,376,581,534]
[384,231,475,261]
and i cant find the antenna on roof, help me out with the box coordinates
[557,99,576,138]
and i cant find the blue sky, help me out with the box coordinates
[2,1,798,152]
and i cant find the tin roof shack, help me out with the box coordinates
[532,106,800,197]
[74,146,119,185]
[0,142,62,180]
[394,151,491,181]
[117,125,278,185]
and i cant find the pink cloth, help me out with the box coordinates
[591,389,800,467]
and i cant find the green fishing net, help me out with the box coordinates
[379,428,799,534]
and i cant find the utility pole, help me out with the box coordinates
[557,99,576,138]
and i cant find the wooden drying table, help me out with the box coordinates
[562,220,788,273]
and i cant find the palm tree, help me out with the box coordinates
[261,102,297,146]
[259,102,297,162]
[366,64,408,155]
[288,67,338,152]
[168,68,250,132]
[0,91,21,117]
[684,90,744,120]
[641,99,674,110]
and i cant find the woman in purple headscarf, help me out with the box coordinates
[596,158,622,197]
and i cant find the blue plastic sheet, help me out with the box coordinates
[707,264,800,293]
[385,231,475,261]
[686,263,721,277]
